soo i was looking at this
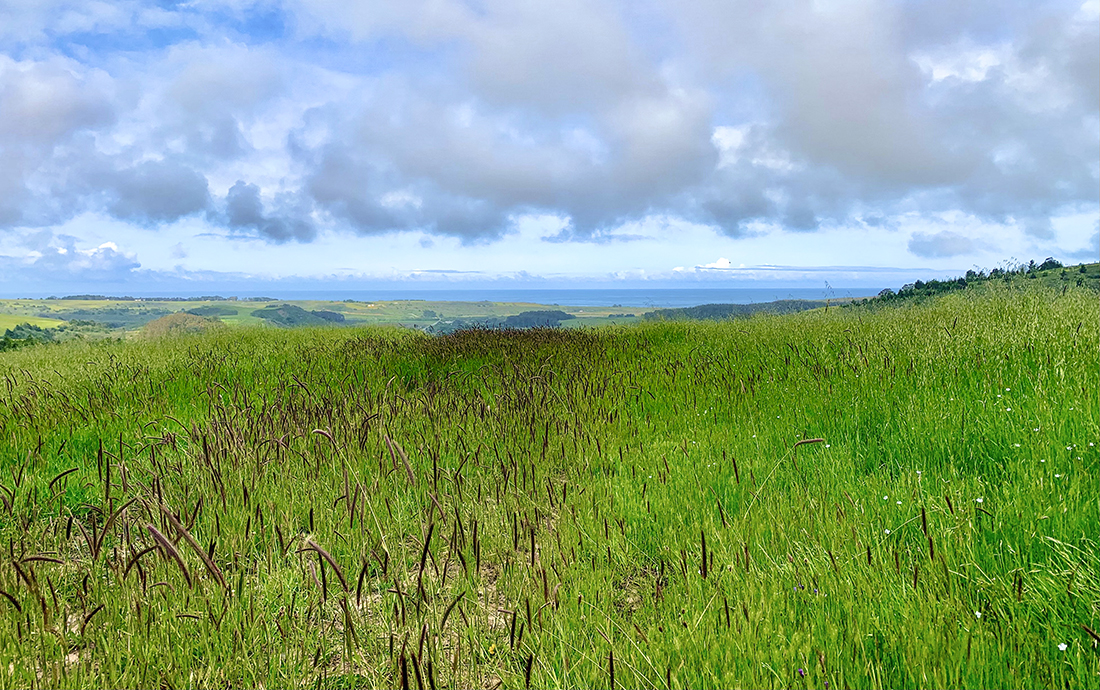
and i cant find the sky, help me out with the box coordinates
[0,0,1096,296]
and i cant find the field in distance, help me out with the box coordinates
[0,313,64,331]
[0,281,1096,688]
[3,261,1093,338]
[0,296,644,332]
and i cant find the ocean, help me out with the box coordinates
[266,287,883,308]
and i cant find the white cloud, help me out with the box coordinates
[913,46,1005,83]
[1076,0,1099,22]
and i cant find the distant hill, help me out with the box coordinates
[853,258,1099,307]
[186,305,239,317]
[642,299,828,322]
[503,310,576,328]
[312,310,346,323]
[251,304,346,327]
[430,309,577,334]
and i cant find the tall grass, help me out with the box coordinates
[0,284,1096,688]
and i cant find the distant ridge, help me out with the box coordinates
[642,299,828,322]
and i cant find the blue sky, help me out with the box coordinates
[0,0,1096,295]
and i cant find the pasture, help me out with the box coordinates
[0,283,1096,688]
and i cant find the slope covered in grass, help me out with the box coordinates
[0,284,1096,688]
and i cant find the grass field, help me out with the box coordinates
[0,314,63,331]
[0,297,643,332]
[0,283,1096,688]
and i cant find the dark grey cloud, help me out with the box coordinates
[109,159,211,223]
[224,180,315,242]
[1022,218,1055,240]
[225,180,265,227]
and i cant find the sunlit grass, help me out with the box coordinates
[0,314,64,330]
[0,284,1096,688]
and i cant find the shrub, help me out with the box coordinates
[142,312,225,338]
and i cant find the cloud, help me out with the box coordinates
[0,0,1094,252]
[224,180,315,242]
[0,55,116,226]
[295,68,714,239]
[108,159,211,223]
[1021,217,1055,239]
[158,43,286,159]
[1066,220,1099,259]
[0,233,141,286]
[907,230,979,258]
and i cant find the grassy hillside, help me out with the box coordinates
[0,284,1096,688]
[859,260,1099,306]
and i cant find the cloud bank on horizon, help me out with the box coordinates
[0,0,1096,289]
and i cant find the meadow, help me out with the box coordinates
[0,282,1096,688]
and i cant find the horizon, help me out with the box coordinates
[0,1,1096,292]
[2,256,1090,302]
[0,285,887,307]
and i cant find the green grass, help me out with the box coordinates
[0,314,63,330]
[0,283,1096,688]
